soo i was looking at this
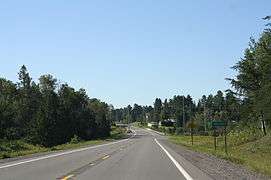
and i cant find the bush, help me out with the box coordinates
[151,124,158,129]
[70,135,81,144]
[175,127,184,135]
[159,126,166,133]
[164,127,175,134]
[0,140,28,152]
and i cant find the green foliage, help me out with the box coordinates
[0,139,47,159]
[0,66,112,147]
[110,126,128,140]
[229,126,264,146]
[70,135,81,144]
[229,25,271,129]
[175,127,184,135]
[164,127,175,134]
[0,127,127,159]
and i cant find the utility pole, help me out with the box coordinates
[183,96,185,131]
[204,101,207,132]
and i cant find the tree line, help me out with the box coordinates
[0,66,112,147]
[112,91,239,132]
[113,18,271,134]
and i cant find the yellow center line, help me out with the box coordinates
[102,155,110,160]
[60,155,110,180]
[61,174,74,180]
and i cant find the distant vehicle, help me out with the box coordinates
[159,119,176,127]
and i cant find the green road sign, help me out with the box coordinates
[212,121,227,127]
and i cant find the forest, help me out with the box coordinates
[0,66,112,147]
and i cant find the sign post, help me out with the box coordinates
[191,128,194,146]
[224,125,228,155]
[213,130,218,150]
[187,121,197,146]
[212,121,228,154]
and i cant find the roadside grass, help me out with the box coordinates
[132,122,147,128]
[110,126,128,140]
[169,132,271,177]
[0,140,48,159]
[0,126,127,160]
[50,139,105,151]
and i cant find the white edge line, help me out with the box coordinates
[0,130,136,170]
[155,138,194,180]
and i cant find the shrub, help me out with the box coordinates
[70,135,81,144]
[159,126,166,133]
[151,124,158,129]
[165,127,175,134]
[175,127,184,135]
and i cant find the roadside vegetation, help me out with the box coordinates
[0,126,126,159]
[0,65,116,148]
[169,130,271,176]
[0,65,130,159]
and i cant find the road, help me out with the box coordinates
[0,128,211,180]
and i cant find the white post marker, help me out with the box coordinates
[155,139,194,180]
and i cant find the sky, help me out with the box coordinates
[0,0,270,108]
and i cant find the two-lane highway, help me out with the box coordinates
[0,128,211,180]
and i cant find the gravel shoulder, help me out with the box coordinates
[161,139,270,180]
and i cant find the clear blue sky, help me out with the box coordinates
[0,0,270,107]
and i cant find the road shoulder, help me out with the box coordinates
[161,139,270,180]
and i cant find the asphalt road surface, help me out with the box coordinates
[0,128,212,180]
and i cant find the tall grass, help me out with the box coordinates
[169,127,271,176]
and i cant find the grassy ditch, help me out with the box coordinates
[0,126,127,160]
[169,130,271,177]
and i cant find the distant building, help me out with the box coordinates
[147,122,158,128]
[159,119,176,127]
